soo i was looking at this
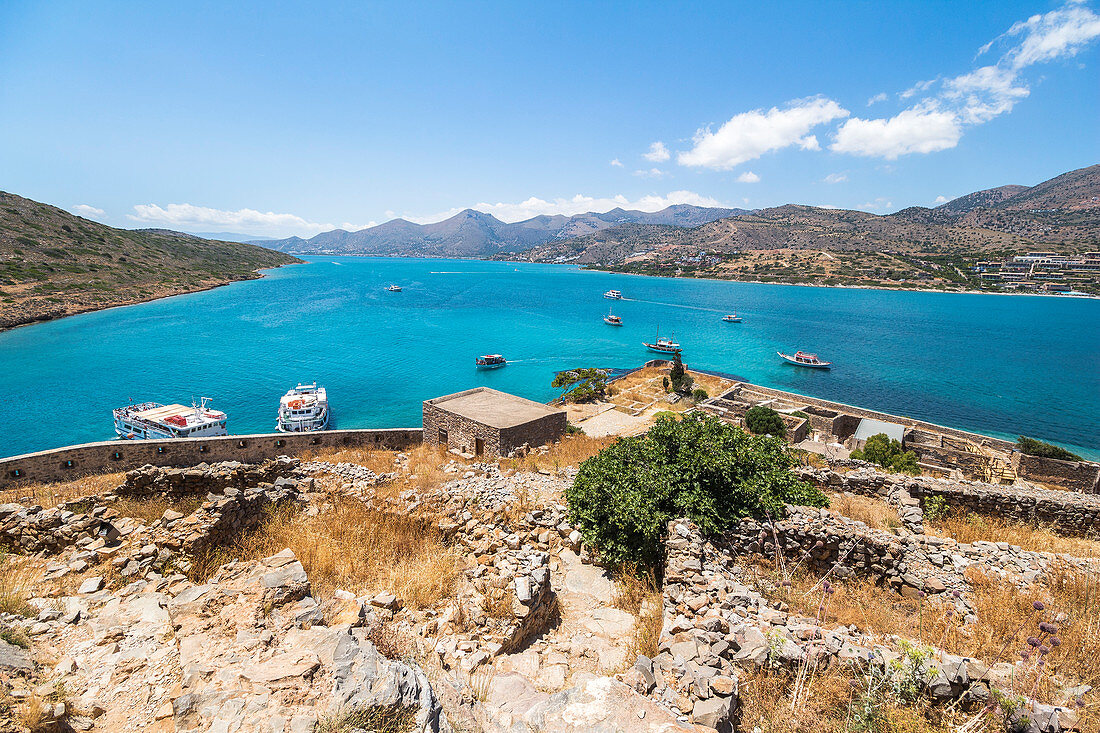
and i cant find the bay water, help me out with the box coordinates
[2,256,1097,460]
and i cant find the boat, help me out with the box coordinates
[603,289,623,300]
[113,398,227,440]
[276,382,330,433]
[603,307,623,326]
[643,327,681,354]
[386,284,402,292]
[722,314,742,323]
[475,354,507,369]
[777,350,832,369]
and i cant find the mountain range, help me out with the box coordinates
[256,204,747,257]
[510,164,1100,266]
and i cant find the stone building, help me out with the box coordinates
[423,387,567,458]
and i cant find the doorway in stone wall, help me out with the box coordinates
[474,438,484,456]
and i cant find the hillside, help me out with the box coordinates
[259,204,745,257]
[512,165,1100,291]
[0,192,300,330]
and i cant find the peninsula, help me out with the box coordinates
[0,192,300,331]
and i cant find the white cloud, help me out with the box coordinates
[823,172,848,184]
[831,107,962,159]
[736,171,761,183]
[859,198,894,212]
[934,195,949,204]
[866,92,888,106]
[408,191,726,224]
[610,158,623,167]
[633,168,667,178]
[72,204,105,218]
[643,142,671,162]
[830,1,1100,160]
[997,2,1100,69]
[677,97,849,170]
[127,203,368,238]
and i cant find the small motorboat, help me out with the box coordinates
[603,289,623,299]
[778,350,832,369]
[475,354,507,369]
[643,327,681,354]
[604,307,623,326]
[722,314,742,323]
[386,284,402,292]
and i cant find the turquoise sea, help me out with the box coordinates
[2,256,1098,461]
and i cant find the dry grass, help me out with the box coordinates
[190,497,462,608]
[0,472,124,509]
[929,511,1100,558]
[738,666,977,733]
[612,566,663,662]
[482,586,515,621]
[111,495,204,524]
[600,366,733,415]
[500,433,616,474]
[751,559,1100,724]
[300,444,463,491]
[827,492,900,532]
[0,554,34,617]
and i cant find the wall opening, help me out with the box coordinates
[475,438,484,456]
[438,428,448,445]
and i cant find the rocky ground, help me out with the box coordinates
[0,453,1094,732]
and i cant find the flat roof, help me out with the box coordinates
[427,387,563,430]
[853,417,906,443]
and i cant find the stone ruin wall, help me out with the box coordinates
[0,428,422,488]
[798,464,1100,537]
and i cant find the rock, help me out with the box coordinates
[78,576,104,594]
[692,694,736,732]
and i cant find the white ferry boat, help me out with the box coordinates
[604,306,623,326]
[722,313,742,323]
[386,284,402,292]
[603,289,623,299]
[778,350,832,369]
[277,383,329,432]
[113,398,227,440]
[475,354,507,369]
[643,327,681,354]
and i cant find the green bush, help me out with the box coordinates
[565,413,828,567]
[744,405,786,438]
[691,388,709,402]
[852,433,920,475]
[1016,436,1082,462]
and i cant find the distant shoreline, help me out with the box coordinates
[0,265,296,334]
[487,257,1100,300]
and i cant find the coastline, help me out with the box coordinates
[0,262,302,334]
[575,263,1100,299]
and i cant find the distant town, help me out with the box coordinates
[973,251,1100,294]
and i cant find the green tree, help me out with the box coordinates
[1016,436,1082,462]
[744,405,786,438]
[565,413,828,567]
[851,433,920,475]
[551,368,609,403]
[668,352,693,394]
[691,388,708,402]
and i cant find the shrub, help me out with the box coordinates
[1017,436,1082,462]
[744,405,786,437]
[855,433,920,475]
[691,388,709,402]
[565,413,828,567]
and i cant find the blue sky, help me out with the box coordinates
[1,1,1098,237]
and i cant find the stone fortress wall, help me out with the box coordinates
[0,428,422,488]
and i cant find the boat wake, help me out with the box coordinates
[621,297,728,314]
